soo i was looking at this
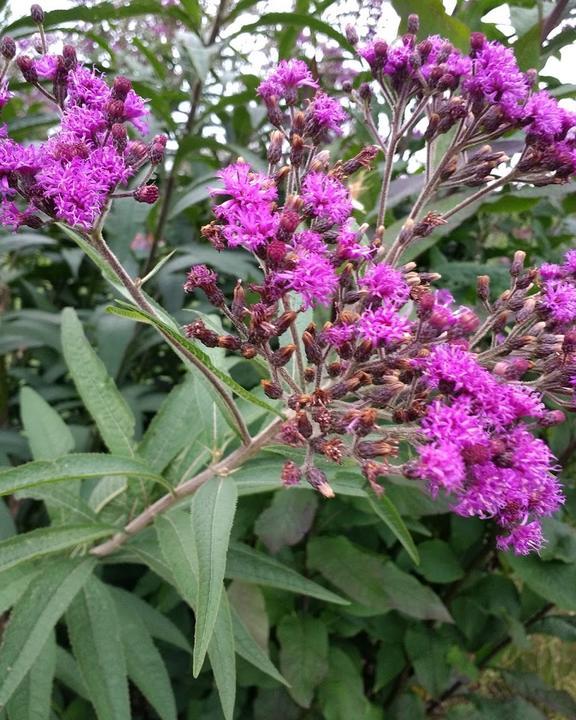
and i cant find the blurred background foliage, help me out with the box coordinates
[2,0,576,718]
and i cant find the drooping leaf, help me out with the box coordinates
[278,614,328,708]
[405,626,452,697]
[61,308,135,457]
[191,476,238,676]
[506,554,576,611]
[318,647,377,720]
[0,557,95,708]
[416,540,464,583]
[66,577,130,720]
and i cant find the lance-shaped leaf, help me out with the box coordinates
[66,577,130,720]
[0,557,95,708]
[0,454,170,496]
[61,307,135,457]
[6,630,56,720]
[191,477,238,676]
[20,387,75,460]
[0,525,114,574]
[367,495,420,565]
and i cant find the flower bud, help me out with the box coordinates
[296,411,313,438]
[106,98,125,124]
[16,56,38,83]
[30,4,44,24]
[1,36,16,60]
[275,310,297,336]
[218,335,242,351]
[407,14,419,34]
[305,467,334,498]
[270,344,296,368]
[62,44,77,70]
[477,275,490,302]
[241,344,257,359]
[112,75,132,101]
[149,140,166,165]
[134,185,159,204]
[359,82,372,101]
[185,321,219,347]
[470,31,485,55]
[261,379,283,399]
[345,24,359,45]
[125,141,149,167]
[111,123,128,152]
[303,330,322,365]
[267,130,284,165]
[510,250,526,277]
[282,461,302,487]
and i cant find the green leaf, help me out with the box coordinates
[0,525,114,574]
[109,587,192,653]
[230,605,287,686]
[0,454,170,496]
[156,513,236,720]
[254,490,318,554]
[66,577,130,720]
[514,22,541,71]
[227,541,349,605]
[416,540,464,583]
[54,647,88,700]
[20,387,74,460]
[113,592,177,720]
[107,303,281,419]
[391,0,470,50]
[228,581,269,650]
[307,537,452,622]
[61,308,135,457]
[137,375,201,474]
[0,557,95,708]
[405,626,451,697]
[191,476,238,676]
[506,554,576,610]
[529,615,576,642]
[233,13,353,53]
[318,647,377,720]
[0,564,39,616]
[6,631,56,720]
[367,495,419,565]
[278,615,328,708]
[206,590,236,720]
[502,671,576,719]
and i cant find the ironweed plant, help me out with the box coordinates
[1,3,576,719]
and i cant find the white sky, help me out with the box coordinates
[5,0,575,84]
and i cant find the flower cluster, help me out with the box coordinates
[181,19,576,555]
[0,13,164,231]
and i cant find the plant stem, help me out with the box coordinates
[90,415,283,557]
[91,230,251,445]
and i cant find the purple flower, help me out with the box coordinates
[66,65,109,109]
[524,91,564,140]
[0,82,12,110]
[539,263,564,282]
[563,249,576,274]
[306,91,347,137]
[34,55,59,80]
[221,206,279,252]
[361,263,409,306]
[464,40,528,120]
[258,59,318,103]
[292,230,327,255]
[541,280,576,325]
[336,224,373,261]
[421,397,488,448]
[321,323,355,347]
[212,162,277,207]
[415,442,465,496]
[301,171,352,225]
[496,522,545,555]
[420,344,488,394]
[277,251,338,308]
[357,306,412,347]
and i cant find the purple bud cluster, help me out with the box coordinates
[357,29,576,183]
[0,33,165,230]
[181,26,576,555]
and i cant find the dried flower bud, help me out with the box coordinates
[241,344,257,359]
[290,134,305,166]
[134,185,159,204]
[30,4,44,24]
[267,130,284,165]
[477,275,490,302]
[185,321,219,347]
[275,310,297,336]
[359,82,372,102]
[218,335,242,351]
[261,379,283,399]
[303,330,322,365]
[296,411,313,438]
[282,461,302,487]
[341,145,380,176]
[1,36,16,60]
[357,440,396,459]
[270,344,296,368]
[510,250,526,277]
[149,141,166,165]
